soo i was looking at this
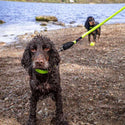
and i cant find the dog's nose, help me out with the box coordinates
[35,59,44,66]
[33,54,49,69]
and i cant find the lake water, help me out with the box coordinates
[0,1,125,43]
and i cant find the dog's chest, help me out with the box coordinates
[38,82,50,90]
[35,81,51,94]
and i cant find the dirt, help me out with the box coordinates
[0,24,125,125]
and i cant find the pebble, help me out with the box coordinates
[53,21,65,26]
[24,112,29,115]
[69,21,76,24]
[18,104,23,109]
[34,30,39,34]
[40,22,48,26]
[44,27,48,31]
[0,41,6,46]
[4,97,9,101]
[77,24,83,27]
[38,110,43,115]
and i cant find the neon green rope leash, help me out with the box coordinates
[59,6,125,51]
[80,6,125,40]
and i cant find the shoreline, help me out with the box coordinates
[0,23,125,125]
[1,23,125,47]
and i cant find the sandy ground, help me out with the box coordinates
[0,24,125,125]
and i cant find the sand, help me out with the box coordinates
[0,24,125,125]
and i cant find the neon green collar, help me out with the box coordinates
[35,69,48,74]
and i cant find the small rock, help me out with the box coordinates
[93,122,98,125]
[36,16,58,22]
[24,33,28,35]
[4,97,9,101]
[83,123,91,125]
[38,110,43,115]
[89,98,93,102]
[40,22,48,26]
[44,108,48,116]
[31,34,35,38]
[89,107,94,111]
[44,27,48,31]
[34,30,39,34]
[10,34,14,36]
[48,21,53,23]
[53,21,65,26]
[70,21,76,24]
[18,104,22,109]
[0,42,6,46]
[43,102,45,106]
[0,20,5,24]
[3,35,8,37]
[24,112,29,115]
[77,24,83,27]
[17,113,21,117]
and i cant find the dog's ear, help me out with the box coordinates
[21,45,32,69]
[84,18,90,30]
[49,44,60,67]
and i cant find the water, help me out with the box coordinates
[0,1,125,43]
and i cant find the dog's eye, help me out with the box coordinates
[30,45,37,53]
[31,49,36,53]
[31,47,37,53]
[44,48,50,52]
[43,45,50,52]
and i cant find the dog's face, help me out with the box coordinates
[21,35,60,70]
[30,41,51,70]
[88,17,95,26]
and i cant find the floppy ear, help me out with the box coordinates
[49,44,60,67]
[21,45,32,69]
[84,18,90,30]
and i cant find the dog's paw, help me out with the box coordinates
[51,117,56,125]
[27,118,36,125]
[58,121,69,125]
[51,117,69,125]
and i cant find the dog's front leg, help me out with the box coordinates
[52,90,68,125]
[88,34,91,43]
[55,91,63,120]
[27,95,38,125]
[97,28,101,42]
[93,32,96,43]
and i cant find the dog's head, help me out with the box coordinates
[21,35,60,71]
[85,16,95,30]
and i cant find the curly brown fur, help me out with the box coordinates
[84,16,101,43]
[21,35,68,125]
